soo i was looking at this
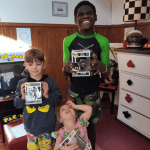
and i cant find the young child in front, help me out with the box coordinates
[14,48,62,150]
[54,100,92,150]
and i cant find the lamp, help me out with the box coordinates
[123,0,150,48]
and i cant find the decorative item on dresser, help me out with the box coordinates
[115,48,150,140]
[123,0,150,48]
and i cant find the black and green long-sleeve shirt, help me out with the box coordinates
[63,31,109,95]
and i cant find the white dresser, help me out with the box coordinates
[115,48,150,140]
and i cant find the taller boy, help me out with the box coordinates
[62,1,110,149]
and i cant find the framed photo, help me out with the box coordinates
[52,1,68,17]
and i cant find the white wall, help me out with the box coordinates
[88,0,112,25]
[0,0,80,24]
[0,0,112,25]
[112,0,150,25]
[1,0,150,25]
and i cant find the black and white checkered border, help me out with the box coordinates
[123,0,150,21]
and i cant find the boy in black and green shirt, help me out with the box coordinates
[62,1,110,149]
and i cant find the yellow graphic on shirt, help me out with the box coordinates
[26,105,50,113]
[26,106,36,113]
[38,105,50,113]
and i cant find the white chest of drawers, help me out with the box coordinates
[115,49,150,140]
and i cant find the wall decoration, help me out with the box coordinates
[52,1,68,17]
[16,28,32,47]
[0,52,24,63]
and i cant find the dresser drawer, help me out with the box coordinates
[117,105,150,138]
[119,89,150,117]
[120,72,150,98]
[118,53,150,77]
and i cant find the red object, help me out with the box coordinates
[127,60,134,68]
[99,84,116,90]
[143,43,150,49]
[0,98,14,103]
[123,40,127,49]
[3,119,27,150]
[0,122,1,135]
[125,94,132,103]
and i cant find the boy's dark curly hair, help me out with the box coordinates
[74,1,96,18]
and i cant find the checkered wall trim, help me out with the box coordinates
[123,0,150,21]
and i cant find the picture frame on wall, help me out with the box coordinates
[52,1,68,17]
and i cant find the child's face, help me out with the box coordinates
[75,5,97,33]
[25,59,44,79]
[59,104,76,123]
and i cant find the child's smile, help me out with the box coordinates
[25,59,44,80]
[75,5,97,35]
[82,20,91,26]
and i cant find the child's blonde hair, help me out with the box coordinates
[25,48,45,63]
[57,101,79,129]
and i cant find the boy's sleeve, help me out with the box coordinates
[100,37,110,67]
[47,78,62,106]
[96,34,110,66]
[14,80,25,108]
[63,37,71,64]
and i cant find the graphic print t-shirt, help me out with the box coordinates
[63,31,109,95]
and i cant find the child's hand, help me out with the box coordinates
[64,142,80,150]
[63,60,72,74]
[21,83,25,99]
[41,81,49,99]
[66,100,76,109]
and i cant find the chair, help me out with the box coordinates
[3,119,27,150]
[99,84,118,114]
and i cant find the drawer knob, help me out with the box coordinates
[127,79,133,86]
[127,60,135,68]
[125,94,132,103]
[123,111,131,118]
